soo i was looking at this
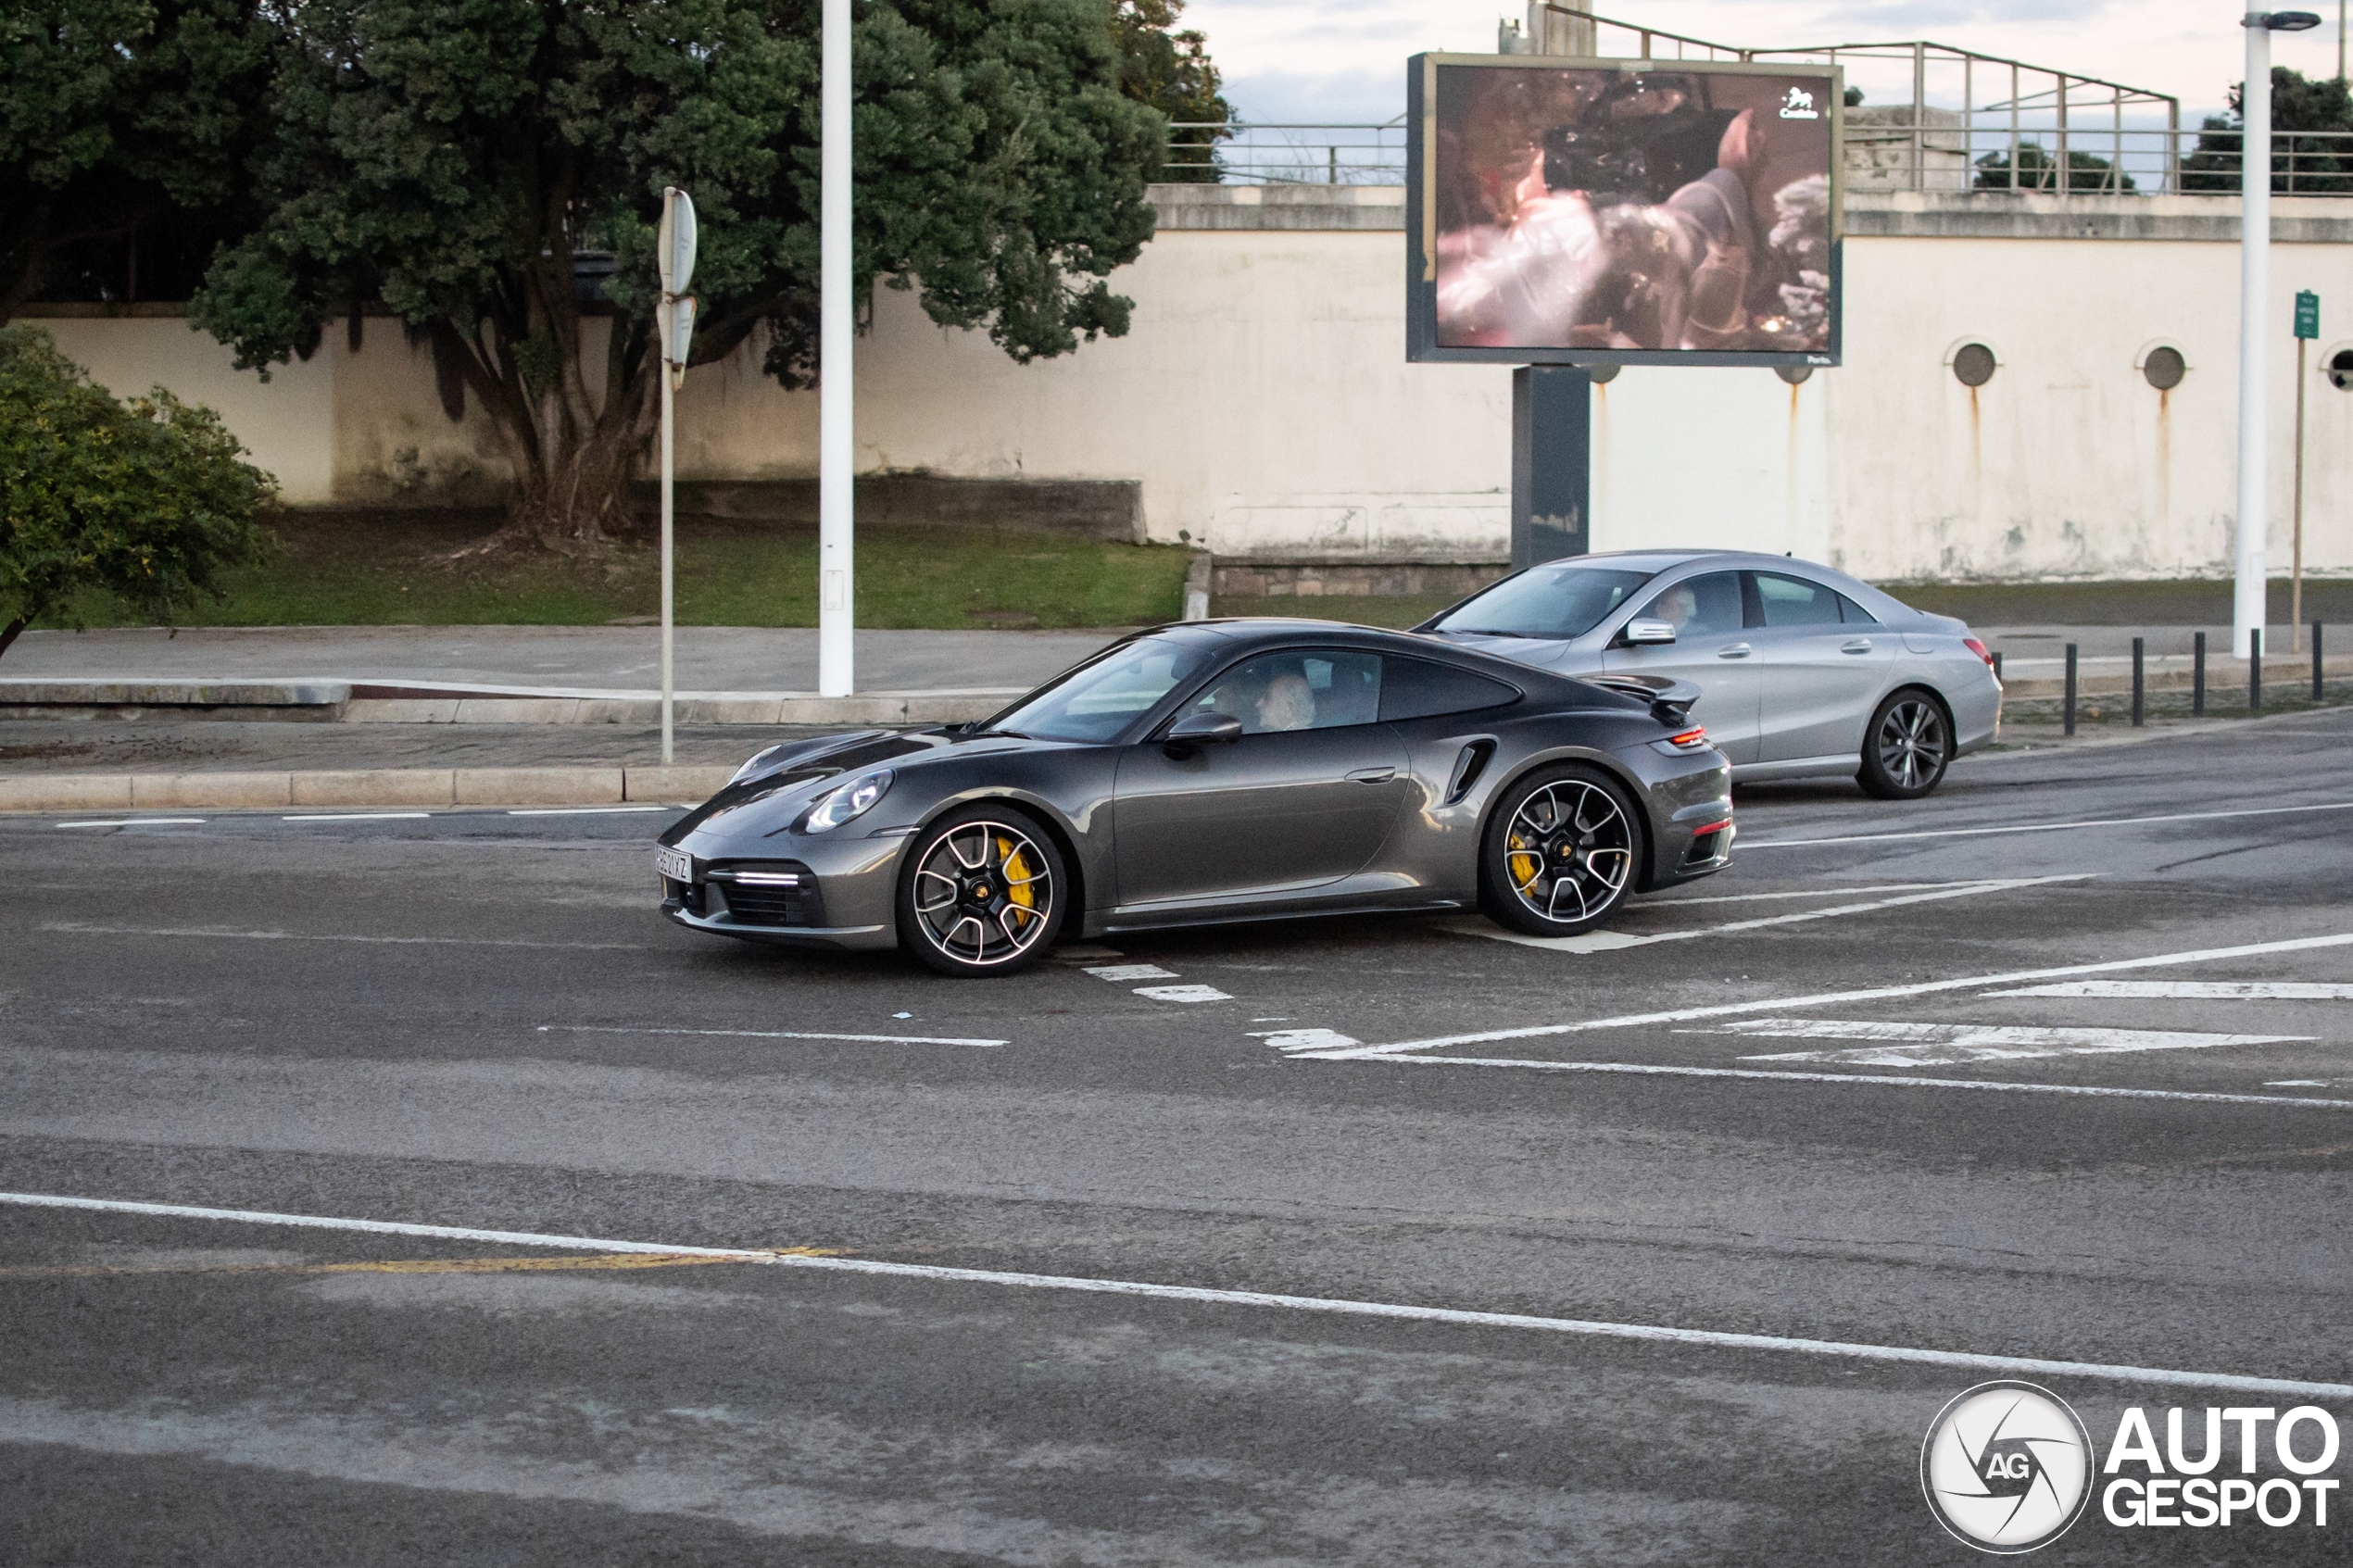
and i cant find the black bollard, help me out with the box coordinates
[2131,636,2145,727]
[2064,643,2078,735]
[2316,622,2326,702]
[2193,631,2207,715]
[1991,650,2003,683]
[2251,628,2263,711]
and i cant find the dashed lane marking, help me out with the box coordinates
[283,812,431,822]
[1249,1027,1361,1053]
[1084,963,1179,982]
[1448,876,2095,955]
[1985,980,2353,1000]
[1640,880,2007,907]
[0,1192,2344,1400]
[1707,1019,2312,1067]
[52,818,206,829]
[43,922,639,950]
[1133,984,1234,1003]
[1312,931,2353,1059]
[1740,798,2353,850]
[507,805,676,816]
[542,1024,1008,1047]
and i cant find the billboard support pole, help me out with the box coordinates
[1511,366,1592,570]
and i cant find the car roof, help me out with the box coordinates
[1129,618,1573,684]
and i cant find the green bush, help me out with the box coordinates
[0,323,271,658]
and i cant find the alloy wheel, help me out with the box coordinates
[1874,698,1949,791]
[910,819,1055,967]
[1504,779,1634,924]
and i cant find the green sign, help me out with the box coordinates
[2296,290,2321,340]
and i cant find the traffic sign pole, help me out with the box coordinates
[656,188,698,766]
[2235,14,2271,662]
[818,0,853,697]
[2295,289,2318,651]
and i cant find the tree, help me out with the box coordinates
[2183,67,2353,194]
[191,0,1169,548]
[1974,143,2135,194]
[0,324,271,659]
[1114,0,1228,182]
[0,0,275,320]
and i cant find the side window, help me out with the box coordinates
[1755,571,1843,627]
[1634,571,1744,638]
[1379,658,1520,722]
[1835,592,1879,625]
[1185,651,1383,734]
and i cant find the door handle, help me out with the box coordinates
[1716,644,1752,659]
[1842,638,1873,654]
[1345,767,1397,784]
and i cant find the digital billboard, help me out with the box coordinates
[1407,55,1842,367]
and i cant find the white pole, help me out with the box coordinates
[818,0,853,696]
[661,345,675,763]
[2235,13,2271,660]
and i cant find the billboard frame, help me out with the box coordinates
[1406,52,1844,369]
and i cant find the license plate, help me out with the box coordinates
[656,846,694,884]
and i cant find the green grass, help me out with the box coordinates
[1880,578,2353,626]
[36,510,1193,632]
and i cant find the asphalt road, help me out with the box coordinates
[5,707,2351,1565]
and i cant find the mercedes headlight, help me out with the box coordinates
[802,768,893,833]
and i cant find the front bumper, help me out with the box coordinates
[658,826,910,951]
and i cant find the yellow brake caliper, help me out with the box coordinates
[1507,833,1541,893]
[999,838,1037,922]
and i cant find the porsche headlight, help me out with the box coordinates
[802,768,893,833]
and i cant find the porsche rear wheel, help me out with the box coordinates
[1478,764,1642,937]
[897,805,1067,976]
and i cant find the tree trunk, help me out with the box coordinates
[0,615,32,662]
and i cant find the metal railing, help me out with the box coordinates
[1162,120,1406,185]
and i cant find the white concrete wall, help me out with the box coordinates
[23,192,2353,584]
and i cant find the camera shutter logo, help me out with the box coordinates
[1920,1382,2094,1552]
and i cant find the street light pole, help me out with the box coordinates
[2236,11,2272,661]
[818,0,853,697]
[2236,11,2324,659]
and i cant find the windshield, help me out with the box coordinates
[977,635,1211,744]
[1431,565,1658,639]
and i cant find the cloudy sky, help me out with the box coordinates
[1184,2,2352,125]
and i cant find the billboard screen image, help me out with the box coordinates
[1407,56,1842,366]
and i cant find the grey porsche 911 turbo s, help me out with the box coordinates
[656,620,1733,976]
[1420,551,2003,798]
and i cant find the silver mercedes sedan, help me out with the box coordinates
[1419,550,2001,797]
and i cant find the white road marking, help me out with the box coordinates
[52,818,206,829]
[1640,881,1998,907]
[1084,963,1179,983]
[282,812,432,822]
[1705,1019,2310,1067]
[1248,1027,1361,1053]
[1312,1053,2353,1112]
[1985,980,2353,1000]
[541,1023,1006,1047]
[2267,1080,2338,1087]
[1449,876,2095,955]
[1315,931,2353,1059]
[1741,798,2353,849]
[42,922,639,950]
[507,805,675,816]
[1,1190,2345,1400]
[1134,984,1233,1003]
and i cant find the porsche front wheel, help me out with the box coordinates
[896,806,1067,976]
[1478,765,1642,937]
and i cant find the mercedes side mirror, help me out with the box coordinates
[1164,710,1243,756]
[1620,619,1678,646]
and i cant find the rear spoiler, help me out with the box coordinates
[1584,674,1702,728]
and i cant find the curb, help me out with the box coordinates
[0,764,739,815]
[0,679,1012,725]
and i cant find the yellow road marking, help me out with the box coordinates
[0,1248,842,1281]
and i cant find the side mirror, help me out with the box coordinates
[1620,618,1678,646]
[1164,710,1244,756]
